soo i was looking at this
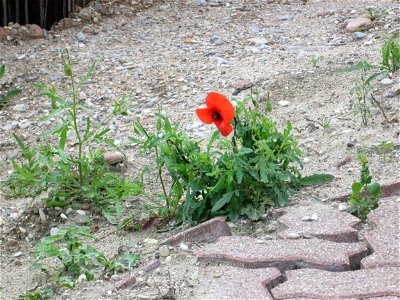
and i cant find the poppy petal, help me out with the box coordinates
[205,92,235,122]
[196,107,215,124]
[216,121,233,137]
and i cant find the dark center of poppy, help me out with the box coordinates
[212,111,222,121]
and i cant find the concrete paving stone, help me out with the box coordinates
[160,217,231,246]
[197,236,368,271]
[193,265,281,300]
[361,197,400,269]
[276,201,361,242]
[271,267,400,299]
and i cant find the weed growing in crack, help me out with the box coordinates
[316,115,331,129]
[1,50,143,221]
[131,92,333,223]
[362,7,388,21]
[347,152,381,220]
[17,289,54,300]
[31,226,139,289]
[308,55,323,68]
[0,64,22,108]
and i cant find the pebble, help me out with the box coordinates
[18,121,32,129]
[76,209,87,216]
[143,238,158,245]
[159,245,170,257]
[6,239,18,247]
[248,37,269,46]
[76,32,87,42]
[60,213,68,220]
[38,208,46,223]
[249,26,262,34]
[385,86,400,98]
[352,32,367,40]
[13,251,23,257]
[111,274,122,281]
[380,78,394,85]
[338,203,349,211]
[217,57,229,65]
[287,232,301,239]
[164,256,172,263]
[12,104,28,112]
[50,227,60,236]
[279,100,290,107]
[210,36,224,45]
[277,15,294,21]
[179,241,190,251]
[196,0,208,6]
[345,18,372,32]
[146,98,156,108]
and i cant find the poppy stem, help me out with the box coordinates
[232,117,238,152]
[155,146,169,209]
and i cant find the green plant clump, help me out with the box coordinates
[2,50,142,221]
[381,33,400,73]
[0,64,22,108]
[348,152,381,220]
[32,226,139,288]
[132,93,333,223]
[18,289,54,300]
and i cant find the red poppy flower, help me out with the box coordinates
[196,92,235,136]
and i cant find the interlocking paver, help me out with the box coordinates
[276,201,361,242]
[160,217,231,246]
[193,265,281,300]
[271,267,400,299]
[361,197,400,269]
[197,236,368,271]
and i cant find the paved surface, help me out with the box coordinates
[183,197,400,299]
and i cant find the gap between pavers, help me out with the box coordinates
[271,267,400,299]
[197,236,368,272]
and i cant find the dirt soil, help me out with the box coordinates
[0,0,399,299]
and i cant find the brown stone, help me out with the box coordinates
[26,24,43,39]
[193,265,281,300]
[361,197,400,269]
[103,151,125,165]
[345,18,372,32]
[271,267,400,299]
[276,201,361,242]
[197,236,368,271]
[160,217,231,246]
[0,27,7,41]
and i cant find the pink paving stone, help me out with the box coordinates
[197,236,368,271]
[160,217,231,246]
[193,265,281,300]
[276,201,361,242]
[271,267,400,299]
[361,197,400,269]
[26,24,44,39]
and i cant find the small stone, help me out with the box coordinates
[196,0,208,6]
[76,209,86,216]
[311,213,318,221]
[104,152,124,165]
[213,271,222,278]
[248,37,269,46]
[210,36,224,45]
[78,273,87,283]
[159,245,170,257]
[303,157,311,164]
[14,259,22,266]
[352,32,367,40]
[76,32,86,42]
[217,57,229,65]
[13,104,28,112]
[287,233,301,239]
[38,208,46,223]
[143,238,158,245]
[380,78,394,85]
[6,239,18,247]
[179,241,190,251]
[279,101,290,107]
[146,98,156,108]
[277,15,294,21]
[79,7,92,21]
[385,86,400,98]
[18,121,32,130]
[345,18,372,32]
[50,227,60,236]
[338,203,349,212]
[165,256,172,263]
[111,274,122,281]
[249,26,262,34]
[13,251,23,257]
[60,213,68,220]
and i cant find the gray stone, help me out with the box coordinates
[196,0,208,6]
[249,26,262,34]
[217,57,229,65]
[380,78,394,85]
[277,15,294,21]
[352,32,367,40]
[50,227,60,236]
[210,36,224,45]
[248,37,269,46]
[12,104,28,112]
[79,7,92,21]
[76,32,86,43]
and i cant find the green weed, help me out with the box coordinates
[363,7,388,20]
[18,289,54,300]
[309,55,323,68]
[316,116,331,129]
[381,34,400,73]
[348,152,381,220]
[2,50,142,220]
[131,92,333,223]
[0,64,22,108]
[31,226,139,288]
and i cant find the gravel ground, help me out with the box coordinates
[0,0,399,299]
